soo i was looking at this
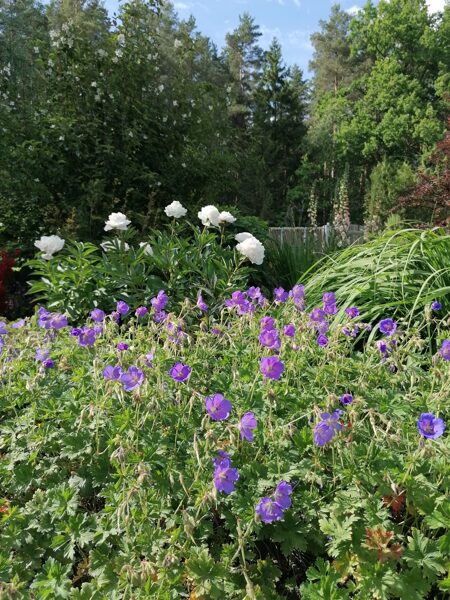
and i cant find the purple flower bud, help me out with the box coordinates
[135,306,148,318]
[116,341,129,351]
[42,359,54,369]
[317,334,329,347]
[340,393,353,405]
[283,323,296,338]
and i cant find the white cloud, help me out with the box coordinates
[174,2,190,10]
[293,0,301,7]
[260,25,312,51]
[346,5,362,16]
[426,0,446,12]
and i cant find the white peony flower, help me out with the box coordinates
[100,239,130,252]
[139,242,154,256]
[235,232,254,243]
[198,205,220,227]
[104,212,131,232]
[218,211,236,224]
[164,201,187,218]
[236,236,265,265]
[34,234,65,260]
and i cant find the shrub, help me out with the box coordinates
[302,228,450,329]
[25,214,256,320]
[0,285,448,598]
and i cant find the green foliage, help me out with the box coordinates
[303,227,450,326]
[0,282,448,597]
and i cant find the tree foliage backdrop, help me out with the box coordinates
[0,0,448,251]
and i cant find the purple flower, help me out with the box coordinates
[346,307,360,319]
[111,310,120,323]
[377,340,388,355]
[290,284,305,301]
[205,393,232,421]
[135,306,148,318]
[37,307,52,329]
[283,323,296,338]
[322,292,336,306]
[169,362,191,382]
[213,453,239,494]
[116,301,130,315]
[274,287,289,303]
[196,295,208,312]
[417,413,445,439]
[259,329,281,350]
[379,319,397,337]
[439,340,450,361]
[35,348,50,362]
[260,316,275,332]
[49,314,67,330]
[431,300,442,311]
[42,359,54,369]
[70,327,82,337]
[260,356,284,380]
[92,324,103,335]
[116,341,129,351]
[239,411,257,441]
[246,286,262,300]
[0,337,4,354]
[310,308,326,323]
[317,334,329,347]
[78,328,96,347]
[340,393,353,406]
[145,352,154,367]
[256,497,284,523]
[324,303,338,316]
[313,410,343,447]
[103,364,123,380]
[120,366,144,391]
[151,290,168,313]
[274,480,293,510]
[317,320,329,335]
[12,319,26,329]
[91,308,105,323]
[0,321,7,335]
[153,310,167,323]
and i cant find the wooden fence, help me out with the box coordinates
[269,224,365,248]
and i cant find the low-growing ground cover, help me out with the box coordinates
[0,287,449,599]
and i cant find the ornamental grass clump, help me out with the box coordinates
[0,283,448,598]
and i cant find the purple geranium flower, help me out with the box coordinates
[43,359,54,369]
[377,340,388,355]
[260,316,275,332]
[260,356,284,380]
[322,292,336,306]
[274,287,289,303]
[310,307,326,323]
[35,348,50,362]
[317,334,329,347]
[78,328,96,347]
[417,413,445,439]
[213,453,239,494]
[0,321,7,335]
[313,410,343,447]
[116,301,130,315]
[153,310,167,324]
[151,290,168,313]
[12,319,26,329]
[205,393,232,421]
[246,286,263,300]
[169,362,191,382]
[145,352,153,367]
[256,497,284,523]
[239,411,257,441]
[324,303,338,316]
[197,294,208,312]
[91,308,105,323]
[283,323,296,338]
[37,307,52,329]
[431,300,442,311]
[70,327,82,337]
[274,480,293,509]
[340,393,353,405]
[103,364,123,380]
[346,307,360,319]
[290,284,305,300]
[116,341,129,351]
[439,340,450,361]
[49,314,67,330]
[379,319,397,337]
[120,366,144,391]
[135,306,148,318]
[259,329,281,350]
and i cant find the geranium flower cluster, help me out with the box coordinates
[256,481,293,524]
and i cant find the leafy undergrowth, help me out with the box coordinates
[0,289,449,599]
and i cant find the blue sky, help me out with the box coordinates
[102,0,446,75]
